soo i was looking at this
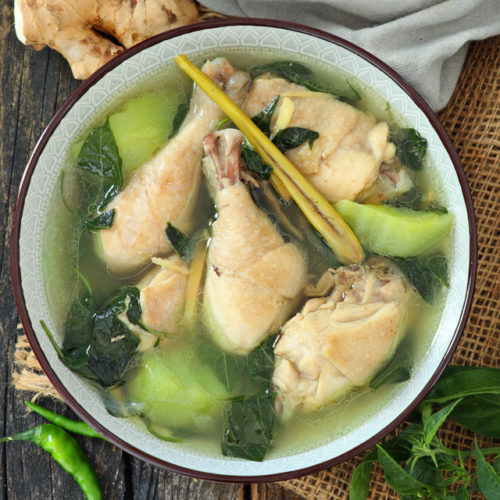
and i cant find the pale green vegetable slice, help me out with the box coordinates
[125,344,229,430]
[334,200,454,257]
[108,90,184,173]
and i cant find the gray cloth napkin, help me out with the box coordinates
[201,0,500,111]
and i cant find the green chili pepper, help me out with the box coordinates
[25,401,103,439]
[0,424,102,500]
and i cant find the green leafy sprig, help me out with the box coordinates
[350,365,500,500]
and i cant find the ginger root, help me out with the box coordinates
[14,0,199,79]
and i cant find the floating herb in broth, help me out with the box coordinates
[42,50,453,460]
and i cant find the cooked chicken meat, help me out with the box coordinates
[119,255,189,351]
[99,58,250,274]
[357,159,414,204]
[243,76,395,202]
[273,260,409,413]
[202,129,307,355]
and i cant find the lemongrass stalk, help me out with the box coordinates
[262,182,303,240]
[269,173,291,202]
[184,239,207,330]
[175,54,363,264]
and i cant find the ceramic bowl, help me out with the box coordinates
[11,19,476,482]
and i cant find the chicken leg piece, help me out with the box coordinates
[273,260,409,414]
[202,129,307,355]
[243,76,396,203]
[99,58,250,275]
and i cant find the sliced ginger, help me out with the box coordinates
[14,0,199,79]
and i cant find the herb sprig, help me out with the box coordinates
[350,365,500,500]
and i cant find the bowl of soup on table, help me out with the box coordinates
[11,19,476,481]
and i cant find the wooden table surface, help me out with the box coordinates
[0,3,302,499]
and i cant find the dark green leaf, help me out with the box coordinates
[88,290,140,386]
[475,440,500,500]
[251,96,279,136]
[370,335,412,390]
[198,342,246,393]
[272,127,319,153]
[59,285,141,387]
[247,335,276,388]
[435,453,458,471]
[423,399,462,445]
[377,445,428,495]
[393,253,448,303]
[251,60,360,101]
[251,60,312,79]
[169,98,190,138]
[165,223,195,262]
[405,457,442,489]
[242,145,272,180]
[426,367,500,404]
[121,286,142,324]
[77,120,122,178]
[221,392,275,461]
[494,459,500,475]
[371,365,410,391]
[390,126,427,171]
[396,423,424,451]
[426,254,449,287]
[349,460,372,500]
[76,119,123,210]
[385,188,421,210]
[422,202,449,214]
[386,189,448,214]
[452,486,470,500]
[449,394,500,438]
[84,209,115,231]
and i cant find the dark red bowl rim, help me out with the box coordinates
[10,18,477,483]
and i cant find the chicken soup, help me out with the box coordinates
[43,53,453,460]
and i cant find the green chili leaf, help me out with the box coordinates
[88,288,141,386]
[169,97,190,138]
[165,223,196,262]
[406,457,442,489]
[84,209,115,231]
[423,399,462,445]
[377,445,428,495]
[242,145,272,180]
[221,391,276,462]
[426,366,500,404]
[198,342,246,393]
[452,486,470,500]
[272,127,319,153]
[76,119,123,210]
[370,335,412,390]
[251,96,279,136]
[251,60,360,101]
[55,284,142,387]
[247,335,276,388]
[393,253,448,303]
[475,440,500,500]
[390,126,427,171]
[251,60,312,79]
[349,460,372,500]
[77,120,121,178]
[450,394,500,438]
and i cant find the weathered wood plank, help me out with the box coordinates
[127,456,243,500]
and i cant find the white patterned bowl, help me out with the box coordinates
[11,19,476,481]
